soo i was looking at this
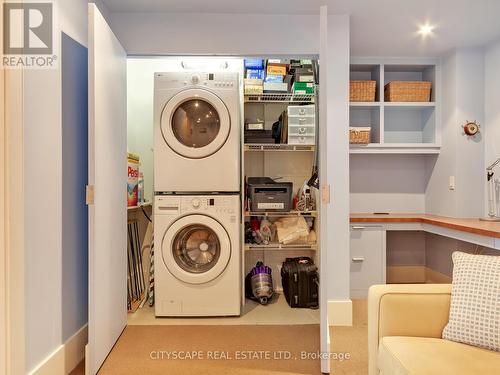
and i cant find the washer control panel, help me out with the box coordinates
[155,195,238,215]
[180,196,236,214]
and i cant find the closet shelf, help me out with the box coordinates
[349,102,435,108]
[127,201,152,211]
[244,93,315,103]
[350,102,381,107]
[244,144,316,152]
[383,102,435,108]
[349,143,441,154]
[245,243,317,251]
[245,210,317,217]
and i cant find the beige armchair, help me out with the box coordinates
[368,284,500,375]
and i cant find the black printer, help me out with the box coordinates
[247,177,293,212]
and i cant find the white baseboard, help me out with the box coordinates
[327,299,352,326]
[29,324,88,375]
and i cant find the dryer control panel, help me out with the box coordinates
[155,72,239,91]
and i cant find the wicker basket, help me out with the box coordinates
[350,80,376,102]
[349,127,371,144]
[384,81,432,102]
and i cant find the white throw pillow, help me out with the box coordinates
[442,251,500,352]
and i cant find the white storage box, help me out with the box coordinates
[288,135,315,145]
[288,125,315,137]
[288,116,315,127]
[287,105,316,117]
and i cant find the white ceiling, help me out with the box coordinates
[101,0,500,57]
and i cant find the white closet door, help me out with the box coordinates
[87,4,127,375]
[319,5,331,374]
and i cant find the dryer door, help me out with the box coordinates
[162,214,231,284]
[160,89,231,159]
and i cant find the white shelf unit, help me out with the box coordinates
[242,63,321,297]
[349,59,441,154]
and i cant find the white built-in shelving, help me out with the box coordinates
[349,59,441,154]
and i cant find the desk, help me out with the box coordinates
[350,214,500,250]
[348,213,500,298]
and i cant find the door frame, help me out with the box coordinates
[2,2,26,373]
[319,6,330,374]
[2,47,27,375]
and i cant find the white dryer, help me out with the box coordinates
[154,194,241,316]
[154,72,241,193]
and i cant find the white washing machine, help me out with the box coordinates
[154,72,241,193]
[154,194,241,316]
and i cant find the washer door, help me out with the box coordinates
[162,214,231,284]
[161,89,231,159]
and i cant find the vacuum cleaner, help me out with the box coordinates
[245,261,274,305]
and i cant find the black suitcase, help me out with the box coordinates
[281,257,319,309]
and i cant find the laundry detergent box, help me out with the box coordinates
[127,153,140,207]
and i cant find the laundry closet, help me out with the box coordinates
[127,56,321,322]
[87,4,347,375]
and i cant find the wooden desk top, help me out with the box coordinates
[350,213,500,239]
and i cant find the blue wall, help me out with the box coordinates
[61,32,88,341]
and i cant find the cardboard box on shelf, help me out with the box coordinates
[294,67,315,83]
[267,63,288,76]
[244,59,265,69]
[264,74,284,83]
[293,82,315,94]
[246,69,265,80]
[263,82,289,93]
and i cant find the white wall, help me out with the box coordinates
[350,155,427,213]
[110,13,320,56]
[424,52,458,216]
[23,0,89,371]
[454,49,485,217]
[484,39,500,217]
[425,48,485,218]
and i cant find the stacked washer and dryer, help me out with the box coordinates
[153,72,241,317]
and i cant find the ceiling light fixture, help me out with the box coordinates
[417,23,436,38]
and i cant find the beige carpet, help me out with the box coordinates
[71,300,368,375]
[330,299,368,375]
[98,325,321,374]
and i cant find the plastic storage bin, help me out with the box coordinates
[288,135,315,145]
[287,105,316,145]
[288,125,315,137]
[287,105,316,117]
